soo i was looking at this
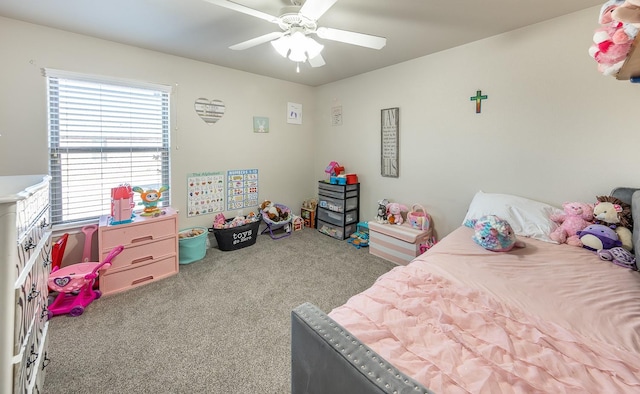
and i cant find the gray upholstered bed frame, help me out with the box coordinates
[291,302,433,394]
[291,187,639,394]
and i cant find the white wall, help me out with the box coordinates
[0,16,317,235]
[314,6,640,239]
[2,6,640,244]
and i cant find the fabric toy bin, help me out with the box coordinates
[209,220,260,251]
[368,222,433,265]
[178,227,208,265]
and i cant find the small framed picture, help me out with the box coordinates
[253,116,269,133]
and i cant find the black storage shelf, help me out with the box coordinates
[316,181,359,240]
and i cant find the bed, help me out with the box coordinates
[291,188,640,394]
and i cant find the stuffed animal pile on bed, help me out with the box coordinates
[563,194,637,270]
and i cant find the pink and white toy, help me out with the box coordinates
[47,245,124,318]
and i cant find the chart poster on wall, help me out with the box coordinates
[227,169,259,211]
[187,172,225,217]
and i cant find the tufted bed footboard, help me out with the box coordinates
[291,302,432,394]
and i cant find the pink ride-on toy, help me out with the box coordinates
[47,245,124,318]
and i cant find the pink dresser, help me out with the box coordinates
[98,208,179,296]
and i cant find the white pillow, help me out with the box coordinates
[462,191,562,243]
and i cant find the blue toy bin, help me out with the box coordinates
[178,227,208,265]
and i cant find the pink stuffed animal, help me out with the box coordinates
[549,202,594,246]
[589,0,638,76]
[386,202,408,225]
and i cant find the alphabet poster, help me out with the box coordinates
[187,172,225,217]
[227,169,259,211]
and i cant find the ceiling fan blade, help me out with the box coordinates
[299,0,337,21]
[316,27,386,50]
[308,53,326,68]
[229,32,283,50]
[203,0,279,23]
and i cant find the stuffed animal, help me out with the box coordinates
[464,215,525,252]
[260,200,281,221]
[213,213,226,229]
[132,185,168,216]
[593,196,633,251]
[576,224,622,251]
[375,199,390,223]
[597,246,638,270]
[385,202,408,225]
[589,0,638,76]
[261,201,290,222]
[549,202,594,246]
[613,0,640,29]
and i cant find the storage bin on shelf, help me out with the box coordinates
[318,221,356,240]
[317,209,357,227]
[178,227,207,264]
[209,216,261,251]
[318,195,358,213]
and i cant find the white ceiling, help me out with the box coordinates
[0,0,602,86]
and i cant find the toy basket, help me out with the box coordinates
[209,217,261,251]
[178,227,208,264]
[261,203,293,239]
[407,204,430,231]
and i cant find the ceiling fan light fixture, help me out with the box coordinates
[288,47,307,62]
[304,37,324,59]
[271,36,290,57]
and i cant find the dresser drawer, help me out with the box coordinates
[30,326,50,394]
[15,182,49,239]
[100,216,177,250]
[100,236,177,272]
[13,323,39,394]
[13,234,50,356]
[12,319,48,394]
[99,255,178,296]
[14,267,36,357]
[15,208,50,279]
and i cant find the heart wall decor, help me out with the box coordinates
[194,98,225,124]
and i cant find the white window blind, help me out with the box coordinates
[45,69,171,225]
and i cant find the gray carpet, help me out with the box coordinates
[44,227,395,394]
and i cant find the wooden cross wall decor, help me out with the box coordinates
[470,90,488,113]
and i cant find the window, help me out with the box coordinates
[45,69,171,225]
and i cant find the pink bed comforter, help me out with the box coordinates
[329,226,640,393]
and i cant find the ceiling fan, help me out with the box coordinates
[204,0,386,69]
